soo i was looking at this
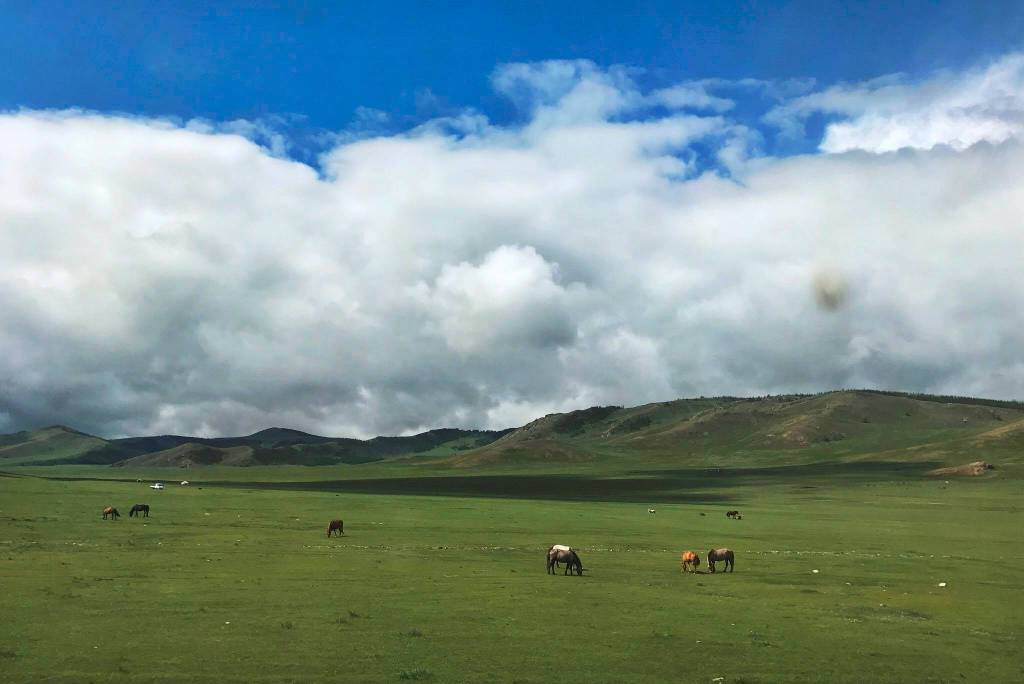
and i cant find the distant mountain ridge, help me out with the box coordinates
[2,389,1022,468]
[0,424,512,467]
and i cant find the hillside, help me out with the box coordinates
[0,424,509,467]
[431,391,1024,469]
[0,426,108,465]
[2,390,1022,470]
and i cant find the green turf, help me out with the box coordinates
[1,466,1021,683]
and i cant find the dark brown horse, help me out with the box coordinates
[726,510,740,518]
[102,506,120,520]
[707,548,735,572]
[546,545,584,576]
[327,519,345,537]
[129,504,150,518]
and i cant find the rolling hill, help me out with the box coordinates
[1,390,1021,470]
[0,425,511,467]
[430,391,1024,469]
[0,426,108,465]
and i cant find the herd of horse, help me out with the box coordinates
[680,548,735,573]
[103,505,738,576]
[102,504,150,519]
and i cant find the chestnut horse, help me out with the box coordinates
[680,550,700,573]
[546,545,584,576]
[327,519,345,537]
[102,506,120,520]
[707,548,735,572]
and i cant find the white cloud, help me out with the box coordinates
[412,245,583,354]
[767,52,1024,153]
[2,57,1024,438]
[650,84,735,112]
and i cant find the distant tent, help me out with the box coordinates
[180,480,190,486]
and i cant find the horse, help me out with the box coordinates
[102,506,120,520]
[129,504,150,518]
[680,550,700,573]
[648,508,656,514]
[327,519,345,537]
[547,545,584,576]
[707,548,735,573]
[547,544,573,569]
[725,510,739,519]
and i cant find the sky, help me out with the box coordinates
[2,2,1024,438]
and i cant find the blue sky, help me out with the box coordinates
[3,1,1021,136]
[3,2,1024,437]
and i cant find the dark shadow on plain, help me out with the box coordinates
[203,474,735,503]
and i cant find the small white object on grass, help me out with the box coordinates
[938,582,947,587]
[812,569,819,574]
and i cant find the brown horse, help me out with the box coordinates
[707,548,735,572]
[129,504,150,518]
[726,510,740,518]
[327,519,344,537]
[547,545,584,576]
[680,550,700,573]
[102,506,120,520]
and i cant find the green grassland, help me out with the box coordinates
[2,391,1023,682]
[1,464,1021,683]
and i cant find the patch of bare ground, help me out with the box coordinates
[926,461,995,477]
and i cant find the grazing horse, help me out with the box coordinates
[128,504,150,518]
[102,506,120,520]
[707,548,735,573]
[547,544,572,570]
[327,519,345,537]
[680,550,700,573]
[726,510,740,519]
[547,545,584,576]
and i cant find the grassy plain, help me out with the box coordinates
[1,464,1022,683]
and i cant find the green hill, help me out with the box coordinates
[428,391,1024,469]
[0,424,510,467]
[0,426,108,465]
[2,391,1022,470]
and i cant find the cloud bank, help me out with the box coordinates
[2,54,1024,437]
